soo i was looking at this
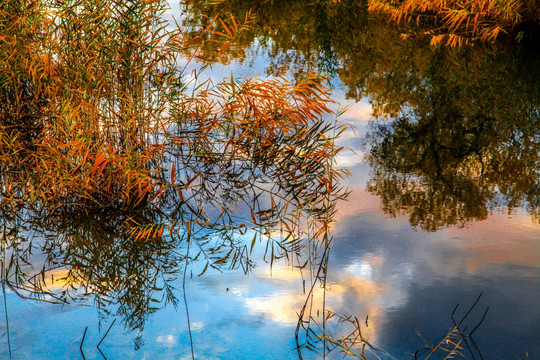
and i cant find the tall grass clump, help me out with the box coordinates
[1,0,175,214]
[0,0,347,222]
[368,0,540,45]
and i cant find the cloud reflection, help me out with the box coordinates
[327,186,540,357]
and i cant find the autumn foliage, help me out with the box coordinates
[0,0,347,245]
[368,0,540,45]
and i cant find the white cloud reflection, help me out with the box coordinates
[156,334,177,346]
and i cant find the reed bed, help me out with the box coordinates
[0,0,347,226]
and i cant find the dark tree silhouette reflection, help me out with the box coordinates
[366,46,540,231]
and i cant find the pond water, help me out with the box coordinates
[1,1,539,359]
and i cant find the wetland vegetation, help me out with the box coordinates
[1,0,539,359]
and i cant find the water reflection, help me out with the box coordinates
[182,0,540,230]
[366,44,540,230]
[1,0,539,359]
[182,1,540,357]
[330,206,540,358]
[176,1,540,358]
[181,0,367,76]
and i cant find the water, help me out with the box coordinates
[1,1,539,359]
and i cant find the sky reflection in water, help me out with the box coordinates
[4,189,538,359]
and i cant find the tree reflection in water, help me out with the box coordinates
[366,45,540,231]
[177,1,539,357]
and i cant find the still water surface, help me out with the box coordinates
[1,1,539,359]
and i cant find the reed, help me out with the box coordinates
[313,294,489,359]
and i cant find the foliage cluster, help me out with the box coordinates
[368,0,540,45]
[0,0,346,221]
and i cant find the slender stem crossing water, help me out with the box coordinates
[183,227,195,360]
[1,223,12,358]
